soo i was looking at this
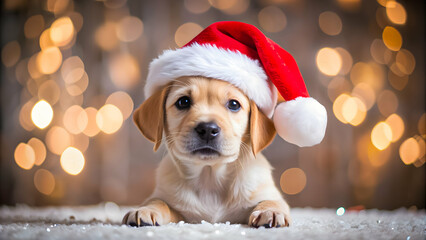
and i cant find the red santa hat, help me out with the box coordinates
[145,21,327,147]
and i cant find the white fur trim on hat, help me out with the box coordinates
[273,97,327,147]
[145,43,277,118]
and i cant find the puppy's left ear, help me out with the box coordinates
[250,101,276,155]
[133,85,170,151]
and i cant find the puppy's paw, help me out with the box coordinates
[249,210,291,228]
[122,207,164,227]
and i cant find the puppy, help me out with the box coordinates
[123,76,291,228]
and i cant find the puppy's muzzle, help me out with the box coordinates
[191,122,221,155]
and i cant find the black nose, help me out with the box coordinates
[195,122,221,141]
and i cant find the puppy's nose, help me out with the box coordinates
[195,122,220,141]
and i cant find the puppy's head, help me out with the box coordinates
[133,77,276,164]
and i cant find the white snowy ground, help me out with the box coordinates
[0,204,424,240]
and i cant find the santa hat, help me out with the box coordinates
[145,21,327,147]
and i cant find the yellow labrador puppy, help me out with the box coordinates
[123,76,291,228]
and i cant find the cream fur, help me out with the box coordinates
[145,43,277,118]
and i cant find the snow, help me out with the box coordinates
[0,203,424,240]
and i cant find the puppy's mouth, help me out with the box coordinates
[191,146,221,156]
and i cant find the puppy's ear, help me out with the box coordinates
[249,101,276,155]
[133,85,170,151]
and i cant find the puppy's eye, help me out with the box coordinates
[227,99,241,112]
[175,96,191,110]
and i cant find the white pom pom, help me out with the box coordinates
[273,97,327,147]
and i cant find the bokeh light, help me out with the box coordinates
[116,16,143,42]
[316,48,342,76]
[371,122,392,150]
[19,100,36,131]
[385,114,404,143]
[395,49,416,75]
[63,105,88,134]
[382,26,402,51]
[370,39,392,65]
[46,126,72,155]
[39,28,55,50]
[38,80,61,105]
[280,168,307,195]
[336,207,345,216]
[36,46,63,74]
[60,147,85,175]
[96,104,123,134]
[83,107,101,137]
[368,141,391,167]
[342,96,366,126]
[327,77,352,101]
[385,1,406,25]
[31,100,53,129]
[61,56,84,84]
[185,0,211,14]
[350,62,384,91]
[337,0,361,11]
[95,22,119,51]
[418,113,425,135]
[106,91,134,120]
[352,83,376,110]
[258,6,287,33]
[34,169,55,195]
[14,143,35,170]
[27,138,47,166]
[175,22,203,47]
[377,90,398,117]
[1,41,21,67]
[108,53,140,89]
[318,11,342,36]
[333,93,351,124]
[388,69,408,91]
[399,138,420,165]
[24,15,45,39]
[50,17,75,47]
[335,47,353,75]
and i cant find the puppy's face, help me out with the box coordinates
[165,77,250,164]
[133,76,276,165]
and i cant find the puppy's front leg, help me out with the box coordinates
[122,199,184,227]
[249,200,291,228]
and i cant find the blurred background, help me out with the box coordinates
[0,0,424,210]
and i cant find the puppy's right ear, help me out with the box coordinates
[133,85,169,151]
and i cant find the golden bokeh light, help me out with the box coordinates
[26,78,38,97]
[96,104,123,134]
[63,105,88,134]
[72,134,90,153]
[95,22,119,51]
[418,113,425,135]
[106,91,134,120]
[185,0,211,14]
[399,137,420,165]
[83,107,101,137]
[280,168,307,195]
[335,47,353,75]
[367,141,391,167]
[377,90,398,117]
[385,114,404,143]
[333,93,351,124]
[388,69,409,91]
[316,48,342,76]
[327,76,352,101]
[318,11,342,36]
[258,6,287,33]
[1,41,21,67]
[31,100,53,129]
[65,71,89,96]
[34,169,55,195]
[19,100,36,131]
[395,49,416,75]
[14,143,35,170]
[116,16,143,42]
[60,147,85,175]
[68,12,84,32]
[350,62,384,91]
[371,122,393,150]
[342,96,366,126]
[38,80,61,105]
[46,126,72,155]
[28,53,43,79]
[352,82,376,110]
[175,22,203,47]
[385,1,406,25]
[39,28,55,50]
[36,47,63,74]
[50,17,75,47]
[220,0,249,15]
[370,39,392,65]
[382,26,402,52]
[24,15,45,39]
[208,0,235,10]
[46,0,70,15]
[415,136,425,161]
[108,53,140,89]
[61,56,84,84]
[27,138,47,166]
[337,0,361,11]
